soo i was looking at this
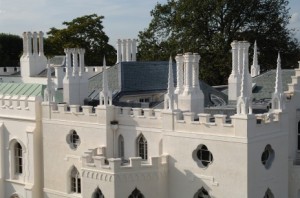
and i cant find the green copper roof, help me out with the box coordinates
[0,83,46,97]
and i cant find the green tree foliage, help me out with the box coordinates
[46,14,116,66]
[138,0,300,85]
[0,34,22,66]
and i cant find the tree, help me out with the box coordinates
[0,34,22,66]
[46,14,116,66]
[138,0,300,85]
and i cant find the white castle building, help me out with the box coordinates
[0,31,300,198]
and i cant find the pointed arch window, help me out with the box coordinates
[118,135,124,159]
[70,167,81,193]
[194,187,210,198]
[264,188,274,198]
[128,188,144,198]
[14,142,23,174]
[137,134,147,160]
[93,187,105,198]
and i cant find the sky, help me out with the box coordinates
[0,0,300,46]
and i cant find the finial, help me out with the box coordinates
[167,56,175,95]
[275,52,282,94]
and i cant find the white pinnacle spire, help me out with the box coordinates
[271,52,284,111]
[240,46,248,98]
[236,41,252,115]
[44,60,54,102]
[99,56,112,106]
[275,52,283,94]
[102,56,108,93]
[167,56,175,95]
[164,56,175,110]
[253,41,258,66]
[251,40,260,77]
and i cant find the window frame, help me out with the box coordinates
[137,134,148,160]
[70,167,81,194]
[261,144,275,169]
[14,142,23,175]
[67,130,81,150]
[193,144,213,168]
[194,187,211,198]
[264,188,274,198]
[128,188,144,198]
[93,187,105,198]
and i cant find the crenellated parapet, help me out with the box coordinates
[0,67,20,76]
[42,102,101,123]
[167,110,284,138]
[0,95,41,120]
[82,153,168,182]
[116,107,162,128]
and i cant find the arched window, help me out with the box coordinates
[93,187,105,198]
[264,188,274,198]
[137,134,147,160]
[118,135,124,159]
[10,194,20,198]
[298,121,300,150]
[70,167,81,193]
[14,142,23,174]
[194,187,210,198]
[128,188,144,198]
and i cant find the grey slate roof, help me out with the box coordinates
[88,64,119,99]
[120,61,176,92]
[88,61,227,107]
[252,69,294,100]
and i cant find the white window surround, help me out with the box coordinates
[194,187,211,198]
[70,167,81,194]
[14,142,23,175]
[8,138,26,180]
[66,130,81,150]
[136,134,148,160]
[10,193,21,198]
[264,188,274,198]
[192,144,213,168]
[93,187,105,198]
[128,188,145,198]
[261,144,275,169]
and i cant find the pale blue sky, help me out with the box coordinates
[0,0,299,46]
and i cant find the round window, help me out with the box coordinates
[193,144,213,168]
[66,130,81,150]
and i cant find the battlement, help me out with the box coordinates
[0,95,41,120]
[172,110,283,137]
[82,150,168,174]
[42,102,101,123]
[116,107,162,128]
[0,67,20,76]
